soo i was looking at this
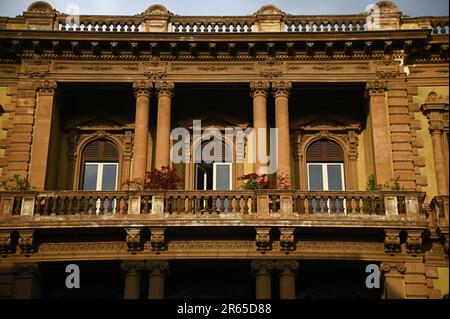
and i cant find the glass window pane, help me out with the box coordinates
[101,164,117,191]
[327,164,343,191]
[308,165,324,190]
[215,164,231,190]
[83,164,98,190]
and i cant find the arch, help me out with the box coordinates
[27,1,53,13]
[73,133,124,190]
[298,134,354,190]
[306,139,344,162]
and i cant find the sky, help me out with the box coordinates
[0,0,448,17]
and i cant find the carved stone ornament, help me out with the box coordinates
[155,80,175,98]
[133,81,152,98]
[255,227,272,253]
[18,230,35,255]
[36,79,57,95]
[150,228,166,252]
[380,262,406,274]
[366,80,387,95]
[0,231,12,256]
[279,227,295,253]
[384,230,401,255]
[272,80,292,98]
[126,228,142,253]
[120,260,145,273]
[250,80,270,98]
[406,230,423,255]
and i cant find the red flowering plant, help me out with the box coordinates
[238,173,270,190]
[122,166,183,190]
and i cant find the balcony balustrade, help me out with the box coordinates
[0,190,428,230]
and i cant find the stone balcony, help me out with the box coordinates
[0,190,430,231]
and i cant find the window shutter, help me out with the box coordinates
[83,139,119,162]
[307,140,344,162]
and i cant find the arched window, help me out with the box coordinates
[306,140,345,191]
[80,139,119,191]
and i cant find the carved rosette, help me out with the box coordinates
[133,80,152,98]
[384,229,401,255]
[0,231,12,256]
[255,227,272,253]
[155,80,175,99]
[406,230,423,255]
[279,227,295,253]
[272,81,292,99]
[250,80,270,98]
[18,230,35,255]
[366,80,387,96]
[150,228,166,252]
[36,79,57,96]
[126,228,142,253]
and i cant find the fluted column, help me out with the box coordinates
[145,260,168,299]
[272,81,292,185]
[421,99,449,195]
[29,80,57,190]
[132,81,152,179]
[250,81,270,174]
[155,81,174,169]
[251,260,274,299]
[366,80,393,186]
[121,261,144,299]
[276,260,298,299]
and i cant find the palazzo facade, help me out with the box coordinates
[0,1,448,299]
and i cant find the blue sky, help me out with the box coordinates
[0,0,448,17]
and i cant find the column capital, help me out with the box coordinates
[36,79,57,96]
[380,262,406,274]
[13,263,39,275]
[133,80,153,98]
[272,80,292,99]
[275,260,299,272]
[250,80,270,98]
[155,80,174,99]
[251,260,275,272]
[365,80,387,96]
[121,260,145,273]
[145,260,169,274]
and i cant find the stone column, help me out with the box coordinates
[121,261,144,299]
[421,98,449,195]
[145,260,168,299]
[12,263,39,299]
[381,262,406,299]
[366,80,393,186]
[154,81,174,169]
[251,260,274,299]
[272,81,292,185]
[250,81,270,174]
[132,81,152,179]
[276,260,298,299]
[29,80,57,190]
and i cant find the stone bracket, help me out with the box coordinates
[384,229,401,255]
[255,227,271,253]
[279,227,295,254]
[150,228,166,252]
[126,227,142,254]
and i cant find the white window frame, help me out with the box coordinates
[84,162,118,191]
[212,163,232,191]
[195,164,208,191]
[307,163,345,191]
